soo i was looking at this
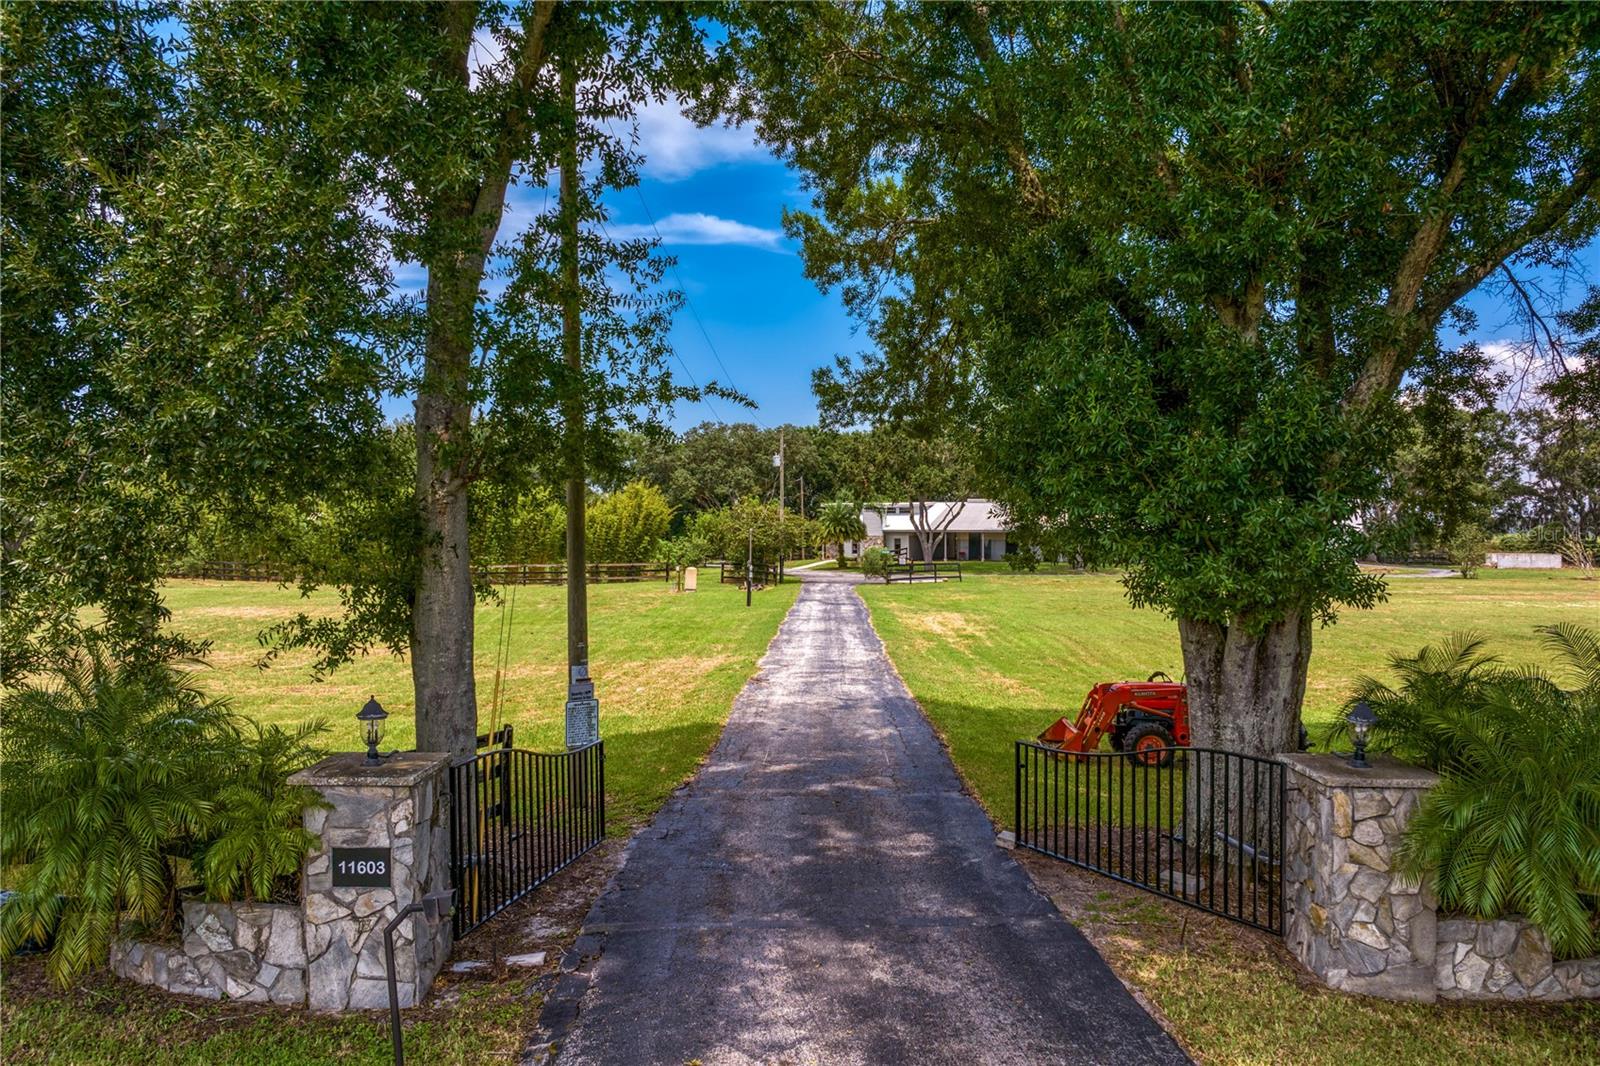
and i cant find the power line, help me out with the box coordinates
[593,214,729,426]
[631,184,770,430]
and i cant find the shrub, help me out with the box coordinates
[1445,524,1490,577]
[0,642,229,983]
[1335,625,1600,959]
[588,481,673,563]
[0,636,328,984]
[200,719,330,904]
[655,533,711,591]
[859,546,894,579]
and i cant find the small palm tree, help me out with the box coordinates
[817,500,866,568]
[201,718,330,904]
[1339,625,1600,959]
[0,641,233,984]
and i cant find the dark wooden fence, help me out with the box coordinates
[483,562,671,586]
[172,561,672,585]
[885,561,962,583]
[715,560,782,586]
[177,561,287,581]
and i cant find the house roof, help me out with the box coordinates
[874,499,1010,534]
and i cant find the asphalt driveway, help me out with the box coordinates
[536,572,1188,1065]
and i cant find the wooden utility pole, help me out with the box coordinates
[777,430,786,576]
[559,53,595,748]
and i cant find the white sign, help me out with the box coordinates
[565,697,599,749]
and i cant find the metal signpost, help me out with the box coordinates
[565,662,600,750]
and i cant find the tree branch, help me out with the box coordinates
[471,0,559,256]
[1420,159,1596,321]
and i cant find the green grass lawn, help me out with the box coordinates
[160,576,799,827]
[0,980,537,1066]
[859,567,1597,822]
[861,567,1600,1066]
[1,576,797,1065]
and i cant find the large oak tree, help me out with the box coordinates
[733,1,1600,756]
[3,2,731,756]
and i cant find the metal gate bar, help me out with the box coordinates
[1015,740,1284,935]
[448,741,605,939]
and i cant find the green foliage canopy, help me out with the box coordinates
[732,1,1600,752]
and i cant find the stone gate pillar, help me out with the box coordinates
[1279,753,1440,1002]
[289,752,453,1011]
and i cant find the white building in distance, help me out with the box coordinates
[837,499,1012,563]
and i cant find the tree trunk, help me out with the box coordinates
[413,258,480,759]
[1175,612,1310,868]
[837,539,846,568]
[1177,611,1311,758]
[408,3,555,758]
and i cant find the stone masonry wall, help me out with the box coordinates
[1280,753,1440,1002]
[110,900,305,1004]
[1281,752,1600,1005]
[113,751,455,1012]
[292,752,453,1011]
[1437,917,1600,1001]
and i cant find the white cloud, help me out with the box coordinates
[630,97,772,181]
[609,212,786,251]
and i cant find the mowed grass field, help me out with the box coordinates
[860,567,1599,1066]
[858,567,1599,832]
[162,575,800,828]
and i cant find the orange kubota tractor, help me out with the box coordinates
[1038,672,1189,768]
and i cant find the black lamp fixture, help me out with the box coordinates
[1347,700,1376,769]
[357,696,388,766]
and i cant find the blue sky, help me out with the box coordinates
[472,98,1595,431]
[586,101,858,430]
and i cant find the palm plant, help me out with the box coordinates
[1327,632,1505,770]
[201,719,330,904]
[1337,625,1600,959]
[817,500,866,568]
[0,641,233,984]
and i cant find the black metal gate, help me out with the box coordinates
[1014,741,1285,934]
[447,740,605,938]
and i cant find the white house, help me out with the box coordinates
[837,499,1012,562]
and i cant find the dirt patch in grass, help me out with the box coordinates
[179,605,314,620]
[901,610,989,644]
[603,652,736,696]
[978,666,1045,698]
[435,835,627,992]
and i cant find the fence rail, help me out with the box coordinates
[482,562,671,585]
[171,562,674,585]
[447,741,605,939]
[885,561,962,583]
[173,561,287,582]
[1015,740,1285,934]
[716,560,782,586]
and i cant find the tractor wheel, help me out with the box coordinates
[1122,722,1177,768]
